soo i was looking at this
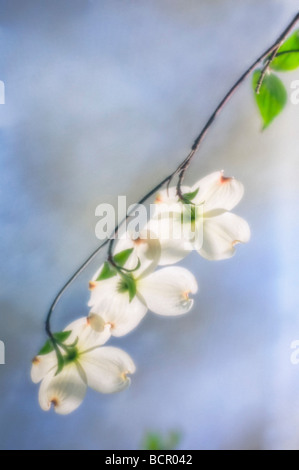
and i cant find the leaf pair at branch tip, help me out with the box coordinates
[270,29,299,71]
[252,70,287,129]
[253,29,299,129]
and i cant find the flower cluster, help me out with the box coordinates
[32,171,250,414]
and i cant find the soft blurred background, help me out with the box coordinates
[1,0,299,450]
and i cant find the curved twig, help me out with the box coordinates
[45,12,299,341]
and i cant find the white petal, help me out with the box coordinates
[115,230,161,278]
[31,351,57,384]
[64,316,111,351]
[199,212,251,260]
[154,237,193,266]
[147,208,193,265]
[80,346,136,394]
[92,230,161,281]
[138,267,198,316]
[154,185,190,208]
[192,171,244,212]
[38,364,87,415]
[88,277,147,337]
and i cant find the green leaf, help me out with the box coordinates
[182,188,199,203]
[270,30,299,71]
[117,273,137,302]
[96,249,134,282]
[38,340,54,356]
[121,257,141,273]
[55,350,65,376]
[142,431,181,451]
[131,256,141,272]
[166,431,181,450]
[253,70,287,129]
[125,275,136,302]
[143,433,162,451]
[38,331,72,356]
[53,331,72,343]
[114,248,134,267]
[96,261,116,281]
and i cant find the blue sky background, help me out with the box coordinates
[0,0,299,450]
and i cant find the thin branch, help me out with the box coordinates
[255,13,299,94]
[177,12,299,195]
[45,238,109,338]
[45,174,173,338]
[45,12,299,341]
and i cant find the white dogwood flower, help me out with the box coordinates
[31,317,136,415]
[148,171,250,264]
[88,234,198,337]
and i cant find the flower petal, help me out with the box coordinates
[64,316,111,351]
[138,267,198,316]
[153,237,193,266]
[199,212,251,260]
[192,171,244,212]
[147,207,194,265]
[153,185,191,209]
[114,230,161,278]
[88,277,147,336]
[31,351,57,384]
[92,230,161,281]
[80,346,136,394]
[38,364,87,415]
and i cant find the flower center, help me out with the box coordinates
[181,204,201,231]
[64,347,79,364]
[117,275,135,293]
[117,279,130,293]
[117,274,137,302]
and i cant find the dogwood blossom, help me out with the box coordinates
[32,171,251,415]
[88,234,198,337]
[148,171,250,264]
[31,317,135,414]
